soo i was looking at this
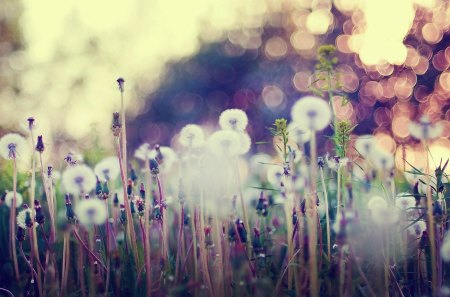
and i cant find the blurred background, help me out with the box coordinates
[0,0,449,168]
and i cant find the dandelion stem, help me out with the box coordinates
[72,228,107,271]
[11,158,20,280]
[19,242,41,297]
[319,167,331,261]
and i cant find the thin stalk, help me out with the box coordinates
[60,232,70,297]
[11,158,19,280]
[336,166,341,213]
[424,140,437,296]
[233,159,251,258]
[145,161,152,297]
[319,167,331,260]
[198,197,214,297]
[73,228,107,271]
[19,242,41,297]
[308,132,319,297]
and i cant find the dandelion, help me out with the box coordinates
[326,155,349,171]
[134,143,151,161]
[4,191,23,208]
[368,196,398,225]
[371,149,394,172]
[409,116,442,141]
[0,133,28,159]
[179,124,205,148]
[75,198,108,226]
[367,196,387,210]
[267,166,284,185]
[94,157,120,182]
[62,164,97,195]
[291,96,332,131]
[287,123,311,144]
[208,130,241,157]
[219,109,248,131]
[17,208,37,229]
[407,220,426,237]
[148,146,177,172]
[236,132,251,155]
[354,135,377,157]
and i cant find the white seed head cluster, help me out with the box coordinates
[62,164,97,195]
[208,130,241,157]
[0,133,28,160]
[75,198,107,226]
[94,156,120,181]
[134,143,152,160]
[179,124,205,148]
[287,123,311,144]
[4,191,23,208]
[17,209,37,229]
[290,96,332,132]
[148,146,178,172]
[219,109,248,132]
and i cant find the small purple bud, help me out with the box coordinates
[116,77,125,93]
[36,135,44,153]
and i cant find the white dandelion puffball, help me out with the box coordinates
[17,209,37,229]
[409,116,442,141]
[395,192,416,211]
[4,191,23,208]
[134,143,151,161]
[237,133,252,155]
[287,123,311,144]
[371,149,394,171]
[208,130,241,157]
[95,157,120,181]
[442,232,450,262]
[179,124,205,148]
[267,165,284,185]
[219,109,248,131]
[367,196,387,210]
[354,135,377,156]
[148,146,178,171]
[75,198,107,226]
[62,164,97,195]
[0,133,28,159]
[407,220,426,237]
[291,96,332,131]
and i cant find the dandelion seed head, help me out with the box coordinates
[367,196,387,210]
[371,149,394,171]
[287,123,311,144]
[395,192,416,211]
[267,165,284,185]
[17,208,37,229]
[0,133,28,160]
[407,220,426,237]
[236,132,251,155]
[134,143,151,161]
[4,191,23,208]
[94,157,120,182]
[62,164,97,195]
[409,116,442,141]
[75,198,107,226]
[179,124,205,148]
[219,109,248,131]
[208,130,241,157]
[291,96,331,131]
[148,146,177,172]
[355,135,377,157]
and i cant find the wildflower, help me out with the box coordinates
[111,112,121,136]
[149,158,160,175]
[266,165,284,185]
[137,199,145,216]
[35,135,44,153]
[179,124,205,148]
[219,109,248,131]
[17,206,37,229]
[287,123,311,144]
[4,191,23,208]
[34,200,45,225]
[75,197,107,226]
[208,130,241,157]
[395,192,416,211]
[236,132,251,155]
[354,135,377,157]
[406,220,426,237]
[117,77,125,92]
[326,155,349,171]
[291,96,332,131]
[368,196,399,225]
[134,143,151,160]
[62,164,97,195]
[371,149,394,172]
[0,133,28,159]
[148,146,177,172]
[17,226,26,242]
[63,152,80,166]
[65,194,76,222]
[27,117,35,130]
[94,156,120,182]
[409,116,442,141]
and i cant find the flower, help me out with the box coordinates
[0,133,28,159]
[94,157,120,181]
[291,96,332,131]
[326,154,349,171]
[148,146,177,172]
[267,165,284,185]
[62,164,97,195]
[179,124,205,148]
[4,191,23,208]
[367,196,387,210]
[134,143,151,161]
[407,220,426,237]
[368,196,399,225]
[371,149,394,171]
[287,123,311,144]
[219,109,248,131]
[236,132,251,155]
[354,135,377,157]
[409,116,442,141]
[17,208,37,229]
[75,198,108,226]
[208,130,241,157]
[395,192,416,211]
